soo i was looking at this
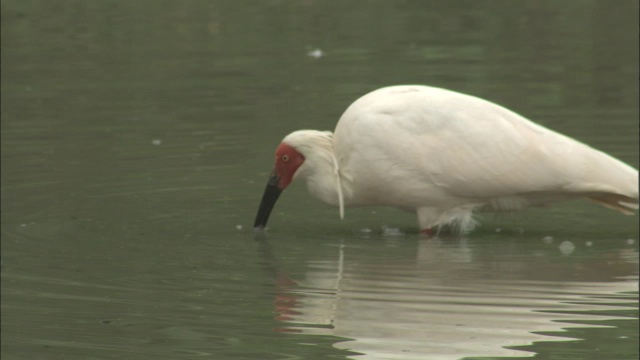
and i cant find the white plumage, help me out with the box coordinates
[255,85,638,233]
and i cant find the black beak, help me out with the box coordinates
[253,172,283,230]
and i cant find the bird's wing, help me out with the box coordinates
[334,86,638,210]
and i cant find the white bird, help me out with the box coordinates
[254,85,639,234]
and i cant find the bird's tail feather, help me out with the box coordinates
[588,193,639,215]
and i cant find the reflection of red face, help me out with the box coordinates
[274,273,302,332]
[273,143,305,190]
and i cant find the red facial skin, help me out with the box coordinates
[274,143,305,190]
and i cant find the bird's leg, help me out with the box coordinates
[417,207,439,236]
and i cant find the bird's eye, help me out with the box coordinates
[282,154,290,162]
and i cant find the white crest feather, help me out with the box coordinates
[331,152,345,220]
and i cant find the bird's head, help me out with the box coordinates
[272,142,306,190]
[253,130,333,230]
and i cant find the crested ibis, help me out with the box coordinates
[254,85,639,234]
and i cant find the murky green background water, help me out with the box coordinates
[2,1,638,359]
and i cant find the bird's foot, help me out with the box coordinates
[420,228,434,236]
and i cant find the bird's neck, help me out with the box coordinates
[295,134,351,213]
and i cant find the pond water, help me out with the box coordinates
[2,1,638,359]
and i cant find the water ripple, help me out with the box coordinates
[274,241,638,359]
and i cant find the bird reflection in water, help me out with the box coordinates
[257,234,638,359]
